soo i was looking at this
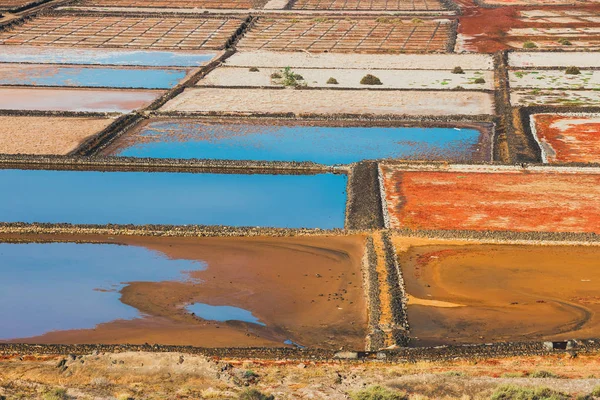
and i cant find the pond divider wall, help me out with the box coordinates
[2,339,599,362]
[362,236,385,351]
[381,231,410,346]
[346,162,385,230]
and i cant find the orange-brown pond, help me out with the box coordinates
[396,239,600,346]
[0,234,367,349]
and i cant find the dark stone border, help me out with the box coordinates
[346,162,385,230]
[1,339,598,362]
[363,236,385,351]
[381,231,410,346]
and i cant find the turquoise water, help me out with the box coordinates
[0,66,187,89]
[0,46,215,67]
[186,303,265,326]
[0,242,206,340]
[108,122,487,164]
[0,169,346,229]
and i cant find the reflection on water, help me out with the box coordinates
[0,169,347,229]
[106,121,487,164]
[0,46,215,67]
[187,303,265,326]
[0,242,206,340]
[0,65,187,89]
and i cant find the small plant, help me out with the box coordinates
[474,77,486,84]
[452,66,464,74]
[443,371,465,376]
[591,386,600,397]
[243,369,259,379]
[327,77,339,84]
[523,41,538,49]
[530,370,559,378]
[490,385,569,400]
[411,18,423,24]
[270,72,282,79]
[501,371,526,378]
[278,66,305,87]
[558,38,572,45]
[565,66,581,75]
[350,386,408,400]
[239,388,274,400]
[360,74,382,85]
[249,67,259,72]
[43,388,68,400]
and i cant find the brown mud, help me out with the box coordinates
[396,239,600,346]
[1,233,367,349]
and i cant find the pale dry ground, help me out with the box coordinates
[225,51,495,70]
[198,67,495,90]
[0,116,114,155]
[509,52,600,68]
[509,70,600,89]
[3,352,600,399]
[511,89,600,107]
[161,88,495,116]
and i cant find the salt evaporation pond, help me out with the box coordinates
[0,169,346,228]
[0,46,216,67]
[0,242,205,340]
[103,121,490,163]
[0,65,187,89]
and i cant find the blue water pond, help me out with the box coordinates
[0,46,215,67]
[0,242,206,340]
[0,65,187,89]
[187,303,265,326]
[106,121,488,164]
[0,169,346,229]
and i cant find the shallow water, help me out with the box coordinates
[186,303,265,326]
[0,169,346,228]
[0,65,187,89]
[0,46,215,67]
[106,121,488,163]
[0,242,206,340]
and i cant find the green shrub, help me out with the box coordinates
[360,74,383,85]
[249,67,259,72]
[350,386,408,400]
[411,18,423,24]
[326,77,339,84]
[238,388,274,400]
[490,385,569,400]
[590,386,600,397]
[43,388,68,400]
[530,370,559,378]
[443,371,465,377]
[280,66,305,87]
[474,77,486,84]
[452,66,464,74]
[523,41,538,49]
[270,72,282,79]
[501,372,526,378]
[565,66,581,75]
[558,38,572,45]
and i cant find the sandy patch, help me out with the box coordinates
[0,116,114,155]
[510,70,600,90]
[161,88,495,116]
[511,47,600,63]
[1,234,367,349]
[511,89,600,107]
[198,67,494,90]
[226,52,494,70]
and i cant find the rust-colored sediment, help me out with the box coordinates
[394,236,600,346]
[1,234,367,349]
[533,114,600,164]
[381,167,600,233]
